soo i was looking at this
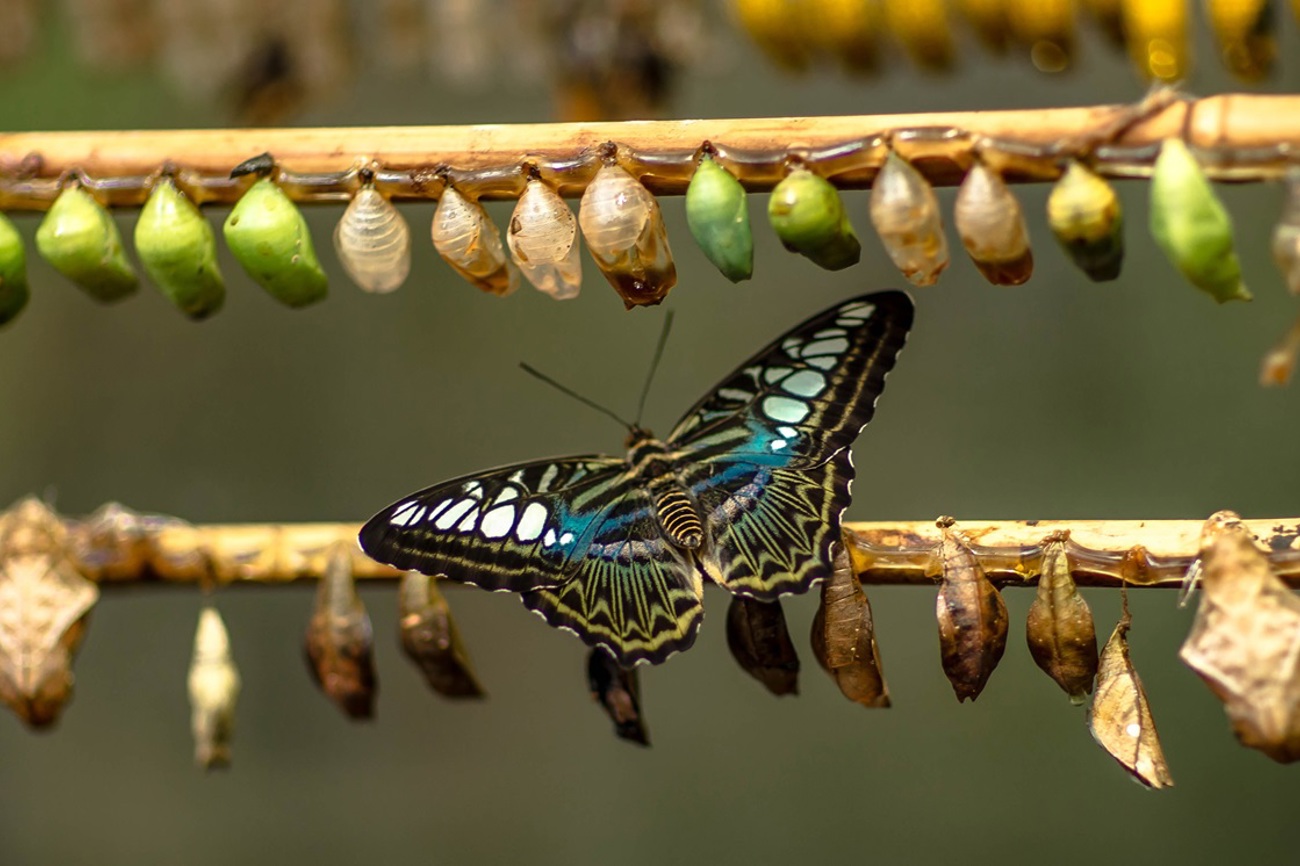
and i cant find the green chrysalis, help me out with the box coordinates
[767,168,860,271]
[223,177,327,308]
[135,177,226,319]
[685,154,753,282]
[1149,139,1250,304]
[0,213,30,326]
[35,186,138,302]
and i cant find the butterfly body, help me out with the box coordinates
[361,291,914,667]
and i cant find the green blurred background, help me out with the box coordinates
[1,5,1299,865]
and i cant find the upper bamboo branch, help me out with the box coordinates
[1,93,1297,211]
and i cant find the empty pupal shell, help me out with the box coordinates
[1025,536,1098,703]
[35,186,138,302]
[223,178,328,308]
[1090,608,1174,788]
[579,163,676,309]
[1272,167,1300,295]
[1047,161,1125,282]
[1149,138,1250,304]
[334,185,411,294]
[507,178,581,300]
[936,524,1008,702]
[397,572,485,699]
[954,163,1033,286]
[1206,0,1274,81]
[187,606,240,770]
[767,167,860,271]
[686,154,753,283]
[135,177,226,319]
[1121,0,1189,81]
[432,186,518,297]
[725,595,799,697]
[870,151,949,286]
[810,541,890,708]
[304,543,377,720]
[0,213,30,326]
[587,648,649,746]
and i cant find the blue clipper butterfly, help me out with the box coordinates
[360,291,914,667]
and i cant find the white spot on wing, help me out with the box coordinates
[479,505,516,538]
[762,396,810,424]
[435,498,476,530]
[771,440,787,451]
[782,370,826,397]
[516,501,548,542]
[813,328,847,340]
[802,337,849,358]
[718,387,751,403]
[492,487,520,505]
[777,426,798,438]
[543,528,558,546]
[806,355,836,371]
[539,464,559,491]
[388,501,421,526]
[762,366,791,385]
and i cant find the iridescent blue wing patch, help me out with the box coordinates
[360,456,626,593]
[668,292,913,598]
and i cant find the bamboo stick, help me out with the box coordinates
[2,93,1298,211]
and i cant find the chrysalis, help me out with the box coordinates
[578,162,676,309]
[813,0,882,72]
[35,185,138,302]
[432,185,518,297]
[304,542,377,720]
[334,183,411,294]
[870,151,949,286]
[881,0,954,70]
[507,178,582,300]
[187,606,240,770]
[685,152,753,283]
[1121,0,1189,81]
[1271,167,1300,295]
[810,542,890,708]
[1179,511,1300,764]
[1083,0,1126,48]
[1149,138,1250,304]
[1025,535,1098,703]
[953,162,1034,286]
[587,648,649,746]
[1090,603,1174,788]
[957,0,1011,53]
[135,177,226,319]
[223,177,328,308]
[725,595,799,697]
[936,522,1008,702]
[1046,161,1125,282]
[1259,313,1300,388]
[1205,0,1274,81]
[1007,0,1075,71]
[397,572,485,699]
[729,0,809,70]
[0,213,30,326]
[767,167,861,271]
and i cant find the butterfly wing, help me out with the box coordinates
[360,456,627,593]
[668,291,914,599]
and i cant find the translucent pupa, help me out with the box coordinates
[507,177,581,300]
[334,181,411,294]
[953,162,1033,286]
[870,151,949,286]
[1272,166,1300,295]
[579,161,676,309]
[432,185,518,297]
[188,605,240,769]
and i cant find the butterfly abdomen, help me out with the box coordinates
[653,486,704,550]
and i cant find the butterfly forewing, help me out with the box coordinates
[359,456,625,593]
[671,292,913,598]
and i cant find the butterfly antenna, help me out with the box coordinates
[519,363,634,432]
[634,310,675,427]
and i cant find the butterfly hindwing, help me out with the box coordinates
[670,292,913,598]
[359,456,627,593]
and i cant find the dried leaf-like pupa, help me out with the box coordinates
[685,153,753,283]
[870,151,949,286]
[587,648,649,746]
[0,213,30,326]
[1025,535,1098,703]
[397,571,485,699]
[334,184,411,294]
[1179,511,1300,763]
[810,542,890,708]
[0,498,98,728]
[954,163,1033,286]
[1205,0,1274,81]
[135,177,226,319]
[1259,313,1300,388]
[1121,0,1190,81]
[726,595,799,697]
[1046,161,1125,282]
[881,0,954,70]
[35,185,138,302]
[767,167,860,271]
[578,162,676,308]
[223,177,328,308]
[936,523,1008,702]
[433,185,518,297]
[1090,607,1174,788]
[1272,167,1300,296]
[188,606,240,770]
[1149,138,1250,304]
[305,543,377,719]
[507,178,581,300]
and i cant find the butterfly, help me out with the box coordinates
[359,291,914,667]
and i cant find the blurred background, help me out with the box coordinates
[1,2,1299,864]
